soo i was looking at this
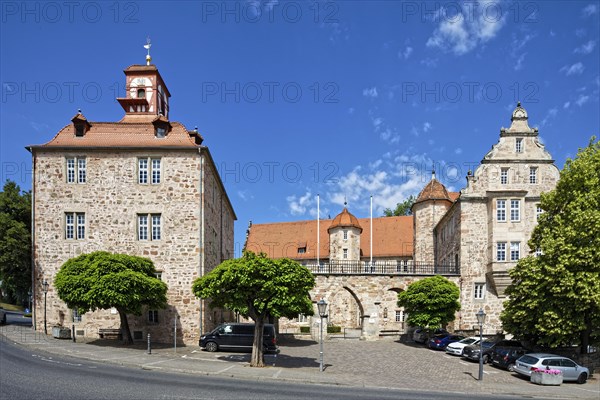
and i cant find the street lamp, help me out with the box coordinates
[317,299,328,372]
[42,279,49,335]
[476,308,487,381]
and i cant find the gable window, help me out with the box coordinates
[66,157,86,184]
[529,167,538,184]
[148,310,159,323]
[138,214,161,241]
[138,158,161,184]
[497,199,506,222]
[474,283,485,300]
[497,242,506,261]
[515,138,523,153]
[510,199,520,222]
[500,168,508,185]
[65,212,85,240]
[510,241,520,261]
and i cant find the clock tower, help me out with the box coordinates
[116,64,171,119]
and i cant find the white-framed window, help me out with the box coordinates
[297,314,308,323]
[474,283,485,299]
[138,214,161,241]
[497,242,506,261]
[154,272,163,280]
[343,229,348,240]
[536,204,543,221]
[529,167,538,184]
[510,242,520,261]
[148,310,159,323]
[510,199,520,222]
[342,248,348,259]
[516,138,523,153]
[66,157,86,183]
[497,199,506,222]
[395,310,405,323]
[535,247,543,257]
[138,158,161,184]
[72,308,82,323]
[65,212,85,240]
[500,168,508,185]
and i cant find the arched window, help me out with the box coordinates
[137,88,145,98]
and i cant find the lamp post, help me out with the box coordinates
[476,308,487,381]
[317,299,328,372]
[42,279,49,335]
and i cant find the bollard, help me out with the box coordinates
[147,333,151,354]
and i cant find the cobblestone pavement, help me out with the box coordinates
[1,325,598,400]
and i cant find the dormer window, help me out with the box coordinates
[152,115,171,139]
[75,125,85,137]
[137,88,146,98]
[71,111,91,137]
[155,126,167,138]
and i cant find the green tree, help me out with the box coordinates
[397,275,460,328]
[192,251,315,367]
[383,195,416,216]
[54,251,168,344]
[501,138,600,353]
[0,180,32,305]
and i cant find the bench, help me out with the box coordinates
[98,328,122,340]
[379,330,401,337]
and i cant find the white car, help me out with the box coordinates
[445,337,481,356]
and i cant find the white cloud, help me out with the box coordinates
[286,190,313,216]
[560,62,585,76]
[363,87,378,98]
[582,4,598,17]
[550,30,556,37]
[514,53,527,71]
[347,107,355,114]
[426,1,506,55]
[576,94,590,106]
[455,148,463,155]
[420,58,438,68]
[370,115,400,143]
[539,108,558,127]
[563,101,571,109]
[400,46,413,59]
[423,122,432,132]
[574,40,596,54]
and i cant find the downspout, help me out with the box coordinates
[30,149,37,331]
[199,148,205,338]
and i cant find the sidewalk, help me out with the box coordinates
[1,325,598,399]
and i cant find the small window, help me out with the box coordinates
[510,200,520,222]
[516,138,523,153]
[497,242,506,261]
[138,214,161,241]
[529,167,538,184]
[155,126,167,138]
[137,88,146,98]
[72,309,82,323]
[500,168,508,185]
[510,242,520,261]
[154,272,163,280]
[297,247,306,254]
[66,157,86,184]
[65,212,85,240]
[138,158,161,184]
[395,310,404,322]
[474,283,485,299]
[148,310,159,323]
[536,205,543,221]
[497,199,506,222]
[343,230,348,240]
[75,125,85,137]
[342,248,348,259]
[535,247,543,257]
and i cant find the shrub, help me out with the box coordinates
[327,325,341,334]
[299,326,310,333]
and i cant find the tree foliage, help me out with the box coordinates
[397,275,460,329]
[501,138,600,352]
[0,180,32,305]
[54,251,168,344]
[383,195,416,217]
[192,251,315,367]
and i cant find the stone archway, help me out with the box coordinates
[326,285,365,333]
[381,288,405,333]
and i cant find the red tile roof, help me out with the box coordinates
[245,215,413,260]
[414,178,453,204]
[328,207,363,233]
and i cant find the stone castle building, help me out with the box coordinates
[28,59,236,344]
[245,103,560,338]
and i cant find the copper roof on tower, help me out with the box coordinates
[328,207,363,233]
[414,177,458,205]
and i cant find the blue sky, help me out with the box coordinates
[1,0,599,256]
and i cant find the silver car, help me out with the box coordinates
[513,353,589,384]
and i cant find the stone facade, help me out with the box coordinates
[29,63,235,345]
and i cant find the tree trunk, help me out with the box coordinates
[580,313,592,354]
[250,317,265,367]
[117,308,134,345]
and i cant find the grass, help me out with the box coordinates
[0,302,25,312]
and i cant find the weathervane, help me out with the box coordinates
[144,37,152,65]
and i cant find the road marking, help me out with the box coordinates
[215,365,236,374]
[459,361,470,366]
[272,369,283,378]
[143,359,174,367]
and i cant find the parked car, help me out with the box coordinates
[446,337,481,356]
[463,339,524,364]
[199,323,278,353]
[428,334,465,350]
[490,347,529,371]
[0,308,6,325]
[513,353,589,384]
[412,327,448,344]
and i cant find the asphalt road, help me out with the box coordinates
[0,340,532,400]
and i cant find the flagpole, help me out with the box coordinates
[317,194,320,269]
[370,195,373,268]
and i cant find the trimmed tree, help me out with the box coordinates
[54,251,168,344]
[397,275,460,329]
[501,138,600,352]
[383,195,416,217]
[192,251,315,367]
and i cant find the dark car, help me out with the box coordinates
[463,339,524,363]
[199,323,278,353]
[428,334,465,350]
[490,347,529,371]
[412,327,449,344]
